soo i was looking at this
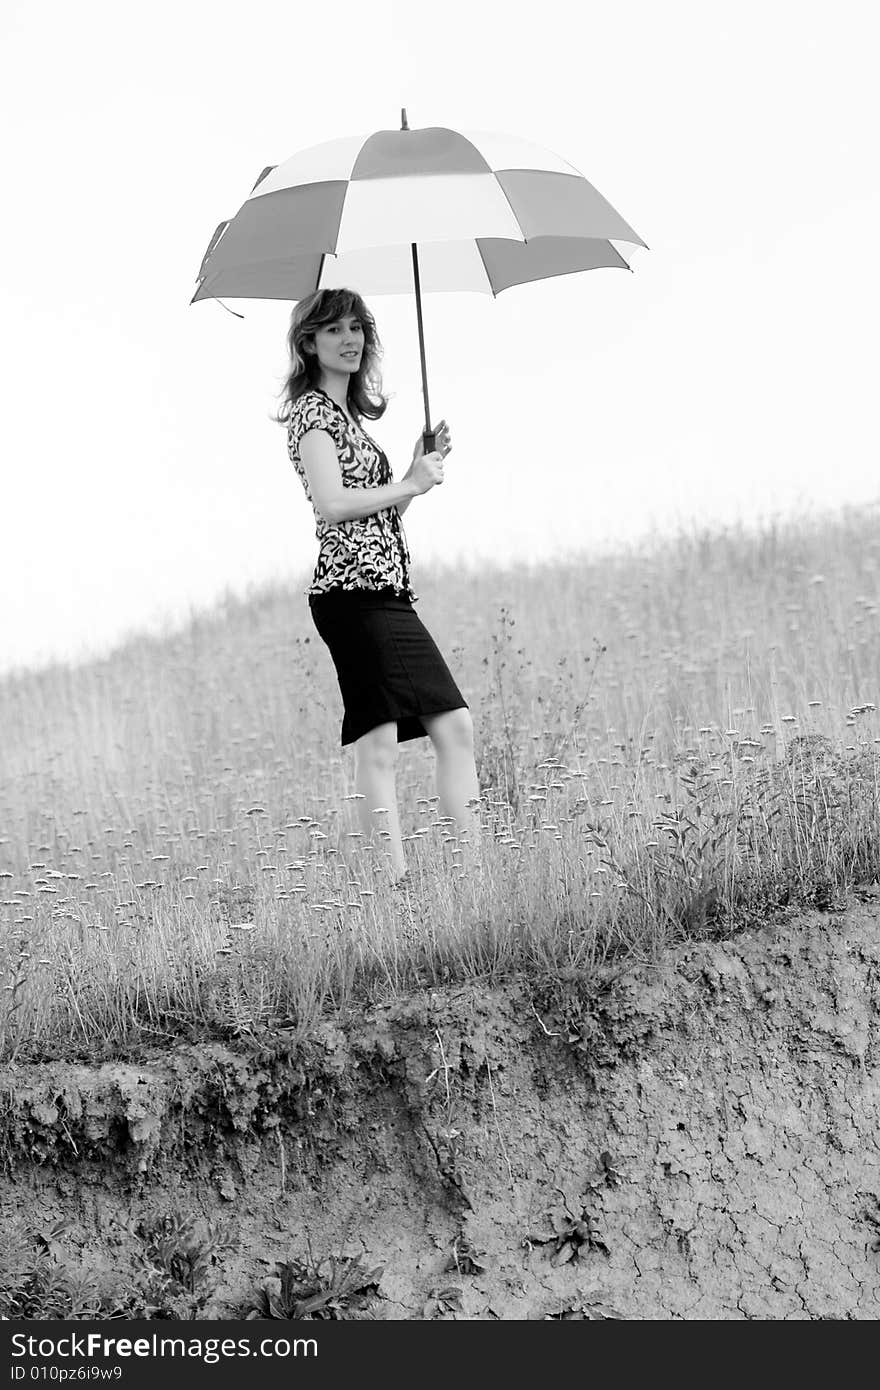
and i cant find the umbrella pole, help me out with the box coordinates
[410,242,436,454]
[401,111,435,455]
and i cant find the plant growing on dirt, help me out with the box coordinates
[449,1233,487,1276]
[0,1227,136,1321]
[422,1284,465,1318]
[255,1245,384,1320]
[526,1187,611,1266]
[0,1253,110,1320]
[130,1209,231,1318]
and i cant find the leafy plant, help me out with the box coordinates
[0,1237,137,1322]
[449,1234,487,1276]
[0,1253,104,1320]
[422,1284,464,1318]
[527,1188,610,1266]
[256,1247,384,1320]
[130,1209,231,1317]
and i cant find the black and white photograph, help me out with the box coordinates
[1,0,878,1346]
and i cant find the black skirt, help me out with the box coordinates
[308,586,468,746]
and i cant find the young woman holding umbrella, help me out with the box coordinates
[275,286,481,887]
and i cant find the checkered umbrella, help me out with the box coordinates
[191,111,648,451]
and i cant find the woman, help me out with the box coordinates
[274,286,481,886]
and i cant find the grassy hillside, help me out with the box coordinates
[1,504,878,1061]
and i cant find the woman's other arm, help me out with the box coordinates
[300,430,443,524]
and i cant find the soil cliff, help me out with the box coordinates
[1,895,879,1319]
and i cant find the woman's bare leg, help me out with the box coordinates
[354,722,407,881]
[421,708,482,863]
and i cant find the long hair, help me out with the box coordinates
[270,286,388,427]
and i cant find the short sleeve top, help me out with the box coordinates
[287,386,418,603]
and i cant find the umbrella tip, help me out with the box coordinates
[400,107,409,131]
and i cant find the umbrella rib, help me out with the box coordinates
[473,239,498,300]
[492,172,528,245]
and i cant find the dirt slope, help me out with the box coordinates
[1,897,879,1319]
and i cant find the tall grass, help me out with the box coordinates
[1,504,878,1061]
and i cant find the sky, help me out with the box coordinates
[2,0,878,676]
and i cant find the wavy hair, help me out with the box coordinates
[270,286,389,427]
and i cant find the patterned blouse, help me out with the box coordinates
[287,386,417,602]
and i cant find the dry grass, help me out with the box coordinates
[1,503,878,1061]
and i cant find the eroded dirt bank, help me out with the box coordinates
[1,898,879,1319]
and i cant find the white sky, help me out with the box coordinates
[2,0,878,676]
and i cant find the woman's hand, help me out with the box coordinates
[403,419,452,500]
[410,418,452,463]
[407,451,446,495]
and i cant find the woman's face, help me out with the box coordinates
[310,313,365,377]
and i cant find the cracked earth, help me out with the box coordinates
[1,897,878,1318]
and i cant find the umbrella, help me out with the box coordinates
[191,111,648,452]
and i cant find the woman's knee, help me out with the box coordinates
[355,721,399,771]
[424,707,474,753]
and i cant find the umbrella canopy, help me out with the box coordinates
[192,121,647,302]
[191,115,648,446]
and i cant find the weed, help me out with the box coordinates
[421,1284,464,1318]
[130,1209,232,1318]
[255,1243,384,1320]
[0,1253,111,1320]
[526,1188,610,1265]
[449,1234,487,1276]
[0,1227,136,1321]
